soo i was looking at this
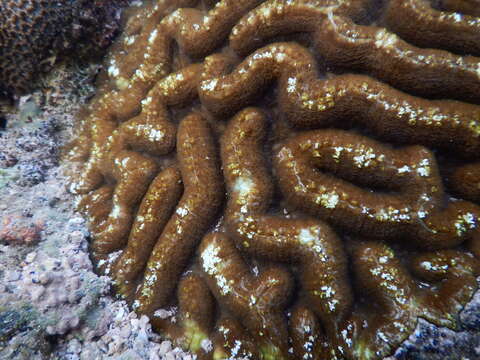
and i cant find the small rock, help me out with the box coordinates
[25,251,37,263]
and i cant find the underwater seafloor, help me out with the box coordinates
[1,2,480,360]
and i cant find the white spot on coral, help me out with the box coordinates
[452,13,462,22]
[201,339,213,352]
[233,176,254,198]
[135,69,146,80]
[148,29,158,44]
[287,77,297,93]
[154,307,177,319]
[298,228,318,245]
[378,256,389,264]
[149,129,164,141]
[111,204,122,219]
[200,78,218,91]
[108,64,120,77]
[275,52,286,62]
[375,29,397,48]
[332,146,344,161]
[316,192,339,209]
[416,159,430,177]
[141,96,152,106]
[176,207,188,217]
[124,35,136,45]
[397,165,410,173]
[418,210,427,219]
[201,242,232,295]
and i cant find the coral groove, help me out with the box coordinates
[70,0,480,359]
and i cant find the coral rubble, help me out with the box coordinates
[70,0,480,359]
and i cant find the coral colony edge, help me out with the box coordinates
[68,0,480,359]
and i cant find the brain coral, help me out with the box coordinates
[69,0,480,359]
[0,0,127,97]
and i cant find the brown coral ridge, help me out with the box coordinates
[229,0,480,103]
[172,273,216,356]
[200,42,480,158]
[448,162,480,203]
[199,232,292,359]
[384,0,480,56]
[274,128,480,249]
[70,0,480,359]
[347,242,479,358]
[73,64,203,195]
[80,112,223,320]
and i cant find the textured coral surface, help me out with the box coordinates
[70,0,480,359]
[0,0,128,97]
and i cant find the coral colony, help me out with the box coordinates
[69,0,480,359]
[0,0,126,97]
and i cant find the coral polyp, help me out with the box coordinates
[70,0,480,359]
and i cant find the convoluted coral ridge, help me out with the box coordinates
[69,0,480,359]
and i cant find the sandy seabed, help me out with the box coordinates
[0,59,480,360]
